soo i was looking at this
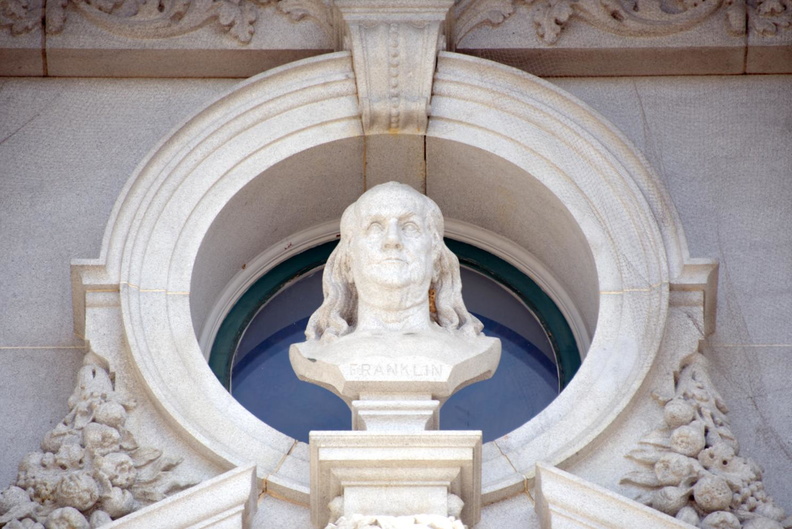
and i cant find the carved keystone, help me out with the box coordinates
[334,0,454,135]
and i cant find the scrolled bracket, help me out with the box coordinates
[334,0,454,135]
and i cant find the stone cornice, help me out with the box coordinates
[1,0,789,76]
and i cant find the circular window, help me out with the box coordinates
[209,240,580,443]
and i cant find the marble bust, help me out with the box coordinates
[290,182,500,412]
[306,181,483,342]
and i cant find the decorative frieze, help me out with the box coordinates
[523,0,744,44]
[4,0,787,43]
[621,353,791,529]
[0,0,42,35]
[749,0,792,35]
[0,359,194,529]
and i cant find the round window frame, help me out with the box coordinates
[72,51,689,505]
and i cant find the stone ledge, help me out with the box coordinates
[534,463,692,529]
[104,465,258,529]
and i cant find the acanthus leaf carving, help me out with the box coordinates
[0,359,196,529]
[499,0,758,44]
[453,0,516,46]
[749,0,792,35]
[44,0,269,43]
[620,353,792,529]
[0,0,43,35]
[528,0,575,44]
[277,0,334,39]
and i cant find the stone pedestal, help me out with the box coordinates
[309,431,482,528]
[290,330,500,430]
[292,331,498,527]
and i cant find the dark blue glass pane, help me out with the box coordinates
[440,314,559,441]
[232,315,351,437]
[231,265,560,442]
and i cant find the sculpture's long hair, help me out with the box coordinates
[305,185,483,342]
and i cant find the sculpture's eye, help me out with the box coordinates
[402,221,420,236]
[367,221,384,235]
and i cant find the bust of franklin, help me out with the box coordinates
[306,181,482,342]
[290,182,500,402]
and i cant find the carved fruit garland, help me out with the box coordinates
[0,361,194,529]
[621,354,791,529]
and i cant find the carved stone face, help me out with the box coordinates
[348,185,435,301]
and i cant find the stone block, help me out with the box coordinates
[365,135,426,192]
[746,6,792,73]
[0,77,235,347]
[0,24,44,76]
[309,431,481,527]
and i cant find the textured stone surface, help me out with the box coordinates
[0,348,84,489]
[552,74,792,512]
[0,77,236,347]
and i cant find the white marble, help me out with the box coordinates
[103,465,257,529]
[291,183,500,430]
[335,0,452,135]
[0,32,789,529]
[309,431,481,528]
[535,464,692,529]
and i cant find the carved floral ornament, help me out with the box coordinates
[0,0,789,42]
[0,355,194,529]
[621,353,792,529]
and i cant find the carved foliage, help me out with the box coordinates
[276,0,333,38]
[0,0,42,35]
[45,0,268,42]
[453,0,516,44]
[520,0,744,44]
[749,0,792,36]
[621,354,791,529]
[0,362,194,529]
[323,494,467,529]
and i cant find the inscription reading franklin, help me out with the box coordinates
[346,363,445,378]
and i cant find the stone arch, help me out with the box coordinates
[72,50,699,504]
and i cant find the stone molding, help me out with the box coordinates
[70,49,714,509]
[3,0,788,43]
[534,463,693,529]
[309,431,481,527]
[102,465,258,529]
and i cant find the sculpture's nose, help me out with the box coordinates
[382,219,403,249]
